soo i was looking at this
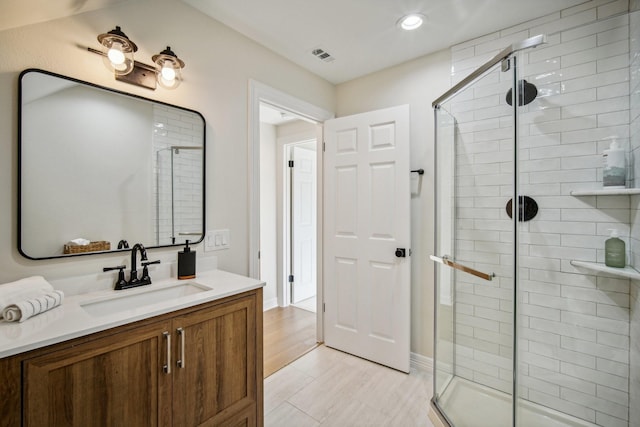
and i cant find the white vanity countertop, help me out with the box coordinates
[0,269,264,359]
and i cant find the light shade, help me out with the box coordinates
[97,26,138,76]
[398,14,425,31]
[152,46,185,89]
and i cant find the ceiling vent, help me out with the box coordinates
[311,48,335,63]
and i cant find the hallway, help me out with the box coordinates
[264,305,317,377]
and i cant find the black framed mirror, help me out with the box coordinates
[18,69,205,259]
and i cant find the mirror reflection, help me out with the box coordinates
[19,69,205,259]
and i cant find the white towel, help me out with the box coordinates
[2,290,64,323]
[0,276,54,314]
[67,238,90,246]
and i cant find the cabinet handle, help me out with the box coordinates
[177,327,185,368]
[163,331,171,374]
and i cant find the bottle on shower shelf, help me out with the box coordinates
[605,229,625,268]
[602,139,626,189]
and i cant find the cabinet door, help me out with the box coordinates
[23,320,172,427]
[172,294,259,426]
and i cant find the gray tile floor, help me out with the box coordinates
[264,345,435,426]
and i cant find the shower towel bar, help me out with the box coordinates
[430,255,495,281]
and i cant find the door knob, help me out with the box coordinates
[395,248,406,258]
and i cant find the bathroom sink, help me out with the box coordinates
[81,282,210,317]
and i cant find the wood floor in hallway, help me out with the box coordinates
[264,305,318,378]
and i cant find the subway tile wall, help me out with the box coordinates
[630,284,639,427]
[152,105,204,246]
[447,1,634,425]
[630,6,640,427]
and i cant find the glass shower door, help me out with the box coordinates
[432,59,517,427]
[155,146,204,246]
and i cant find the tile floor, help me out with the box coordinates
[264,345,435,426]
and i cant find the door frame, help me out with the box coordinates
[248,80,333,341]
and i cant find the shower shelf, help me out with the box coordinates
[570,260,640,280]
[570,188,640,196]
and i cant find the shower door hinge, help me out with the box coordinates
[288,274,294,283]
[288,160,294,168]
[501,58,511,72]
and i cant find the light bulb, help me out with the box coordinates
[107,42,125,65]
[97,27,137,75]
[153,47,184,89]
[161,64,176,81]
[400,14,424,30]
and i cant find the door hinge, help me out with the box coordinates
[288,274,294,283]
[323,141,326,152]
[323,302,325,313]
[258,250,261,259]
[288,160,294,168]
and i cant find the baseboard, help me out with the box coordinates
[263,297,278,311]
[410,352,433,372]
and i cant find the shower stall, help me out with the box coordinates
[430,7,640,427]
[155,146,204,245]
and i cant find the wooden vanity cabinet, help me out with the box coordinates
[172,293,260,427]
[0,288,263,427]
[23,319,173,427]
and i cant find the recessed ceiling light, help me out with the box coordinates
[399,13,425,31]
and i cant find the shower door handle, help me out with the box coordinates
[430,255,495,281]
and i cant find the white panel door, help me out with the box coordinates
[292,145,317,303]
[323,104,411,373]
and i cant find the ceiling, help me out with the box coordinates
[2,0,589,84]
[0,0,132,32]
[182,0,589,84]
[260,103,299,125]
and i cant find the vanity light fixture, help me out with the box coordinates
[398,13,425,31]
[152,46,185,89]
[89,26,185,91]
[97,26,138,75]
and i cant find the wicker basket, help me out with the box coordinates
[63,241,111,254]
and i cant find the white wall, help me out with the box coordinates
[336,49,451,358]
[0,0,334,281]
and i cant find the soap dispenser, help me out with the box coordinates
[178,240,196,280]
[603,139,626,189]
[605,229,625,268]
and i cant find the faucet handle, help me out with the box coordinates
[103,265,128,290]
[140,260,161,286]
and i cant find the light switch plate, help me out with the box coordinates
[205,229,230,252]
